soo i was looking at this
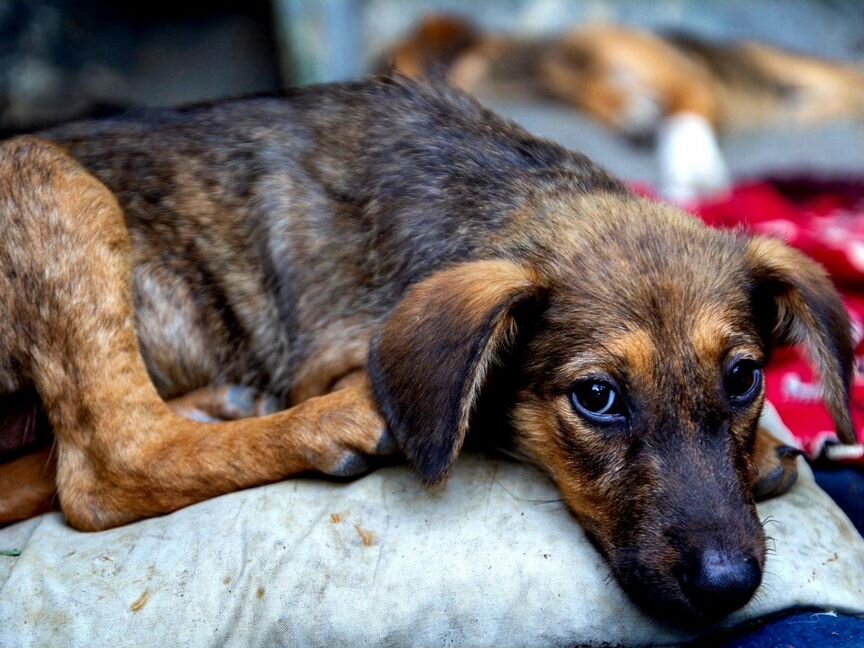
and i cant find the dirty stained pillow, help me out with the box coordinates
[0,404,862,647]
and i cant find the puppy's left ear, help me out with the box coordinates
[369,259,546,484]
[747,237,856,443]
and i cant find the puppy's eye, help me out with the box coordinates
[570,380,627,423]
[725,359,763,402]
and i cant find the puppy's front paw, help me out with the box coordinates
[302,385,401,478]
[313,428,400,478]
[753,430,803,501]
[323,443,393,478]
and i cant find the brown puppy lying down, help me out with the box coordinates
[386,17,864,200]
[0,76,854,625]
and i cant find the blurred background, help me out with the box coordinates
[1,0,863,188]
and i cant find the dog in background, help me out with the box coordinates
[0,76,855,624]
[385,16,864,201]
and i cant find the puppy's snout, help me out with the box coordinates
[680,549,762,619]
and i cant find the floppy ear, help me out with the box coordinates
[747,237,856,443]
[368,259,546,484]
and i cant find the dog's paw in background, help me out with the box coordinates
[658,111,731,203]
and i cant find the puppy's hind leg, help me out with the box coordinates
[0,138,393,531]
[0,447,57,525]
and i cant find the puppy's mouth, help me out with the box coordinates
[608,543,764,626]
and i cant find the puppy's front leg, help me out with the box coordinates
[61,379,392,530]
[0,138,393,531]
[752,426,803,501]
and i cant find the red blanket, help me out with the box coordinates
[688,178,864,463]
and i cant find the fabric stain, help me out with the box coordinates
[354,524,376,547]
[130,590,150,613]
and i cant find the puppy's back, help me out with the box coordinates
[36,77,627,400]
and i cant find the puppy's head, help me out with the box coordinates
[369,196,854,625]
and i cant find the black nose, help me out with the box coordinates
[681,550,762,619]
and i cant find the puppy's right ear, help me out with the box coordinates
[369,260,546,485]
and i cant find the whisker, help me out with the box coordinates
[760,515,780,529]
[492,479,565,504]
[46,437,58,468]
[750,587,769,606]
[21,407,34,446]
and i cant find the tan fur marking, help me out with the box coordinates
[511,396,611,532]
[606,329,656,380]
[690,308,736,362]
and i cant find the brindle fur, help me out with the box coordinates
[0,76,854,625]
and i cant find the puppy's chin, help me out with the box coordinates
[608,552,703,627]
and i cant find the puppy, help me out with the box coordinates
[385,17,864,200]
[0,76,854,625]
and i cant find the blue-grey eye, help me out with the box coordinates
[570,380,627,422]
[725,359,762,402]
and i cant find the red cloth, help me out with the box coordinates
[689,179,864,463]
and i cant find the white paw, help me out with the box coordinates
[657,112,730,203]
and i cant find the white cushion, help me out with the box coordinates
[1,405,862,647]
